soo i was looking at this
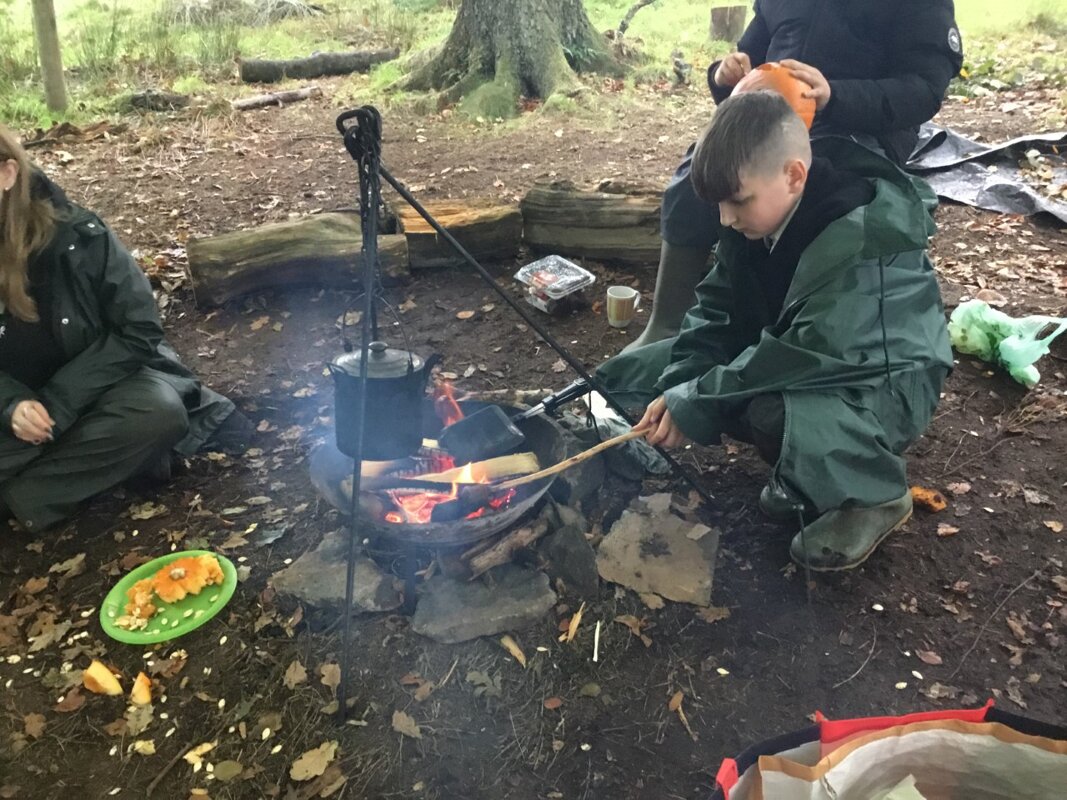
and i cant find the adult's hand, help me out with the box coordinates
[11,400,54,445]
[780,59,832,110]
[637,396,691,449]
[714,52,752,89]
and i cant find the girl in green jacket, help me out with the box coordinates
[0,126,247,532]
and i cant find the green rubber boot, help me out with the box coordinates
[623,241,711,352]
[790,492,913,572]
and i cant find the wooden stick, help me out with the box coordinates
[495,429,644,489]
[231,85,322,110]
[466,519,550,578]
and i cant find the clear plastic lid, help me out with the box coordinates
[514,255,596,299]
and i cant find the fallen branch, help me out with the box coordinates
[231,85,322,111]
[466,519,550,579]
[947,565,1046,680]
[618,0,657,36]
[832,630,877,689]
[238,48,399,83]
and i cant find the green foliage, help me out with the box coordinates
[540,93,579,115]
[171,73,209,94]
[0,0,38,81]
[68,0,133,77]
[461,77,520,120]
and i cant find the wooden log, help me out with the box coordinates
[231,85,321,111]
[395,201,522,269]
[238,48,399,83]
[466,518,551,579]
[186,213,408,307]
[709,5,747,42]
[520,180,661,265]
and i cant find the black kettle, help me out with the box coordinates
[328,341,442,460]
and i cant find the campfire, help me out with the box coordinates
[366,385,528,526]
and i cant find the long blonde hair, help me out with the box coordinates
[0,125,55,322]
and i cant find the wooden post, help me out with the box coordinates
[709,5,747,43]
[31,0,67,112]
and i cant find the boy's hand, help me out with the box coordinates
[11,400,55,445]
[780,59,832,110]
[637,396,691,449]
[714,52,752,89]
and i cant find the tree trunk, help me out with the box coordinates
[403,0,620,115]
[709,5,747,43]
[31,0,67,112]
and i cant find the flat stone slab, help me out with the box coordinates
[269,530,402,613]
[412,565,557,643]
[596,505,720,606]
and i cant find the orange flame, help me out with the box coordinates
[434,382,464,427]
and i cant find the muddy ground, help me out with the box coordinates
[1,77,1066,800]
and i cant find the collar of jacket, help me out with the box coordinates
[777,136,936,309]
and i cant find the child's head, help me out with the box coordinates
[690,92,811,240]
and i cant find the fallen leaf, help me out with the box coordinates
[125,703,154,736]
[213,760,243,782]
[614,614,653,647]
[22,576,49,595]
[23,714,45,739]
[917,650,944,666]
[550,358,567,373]
[668,690,684,712]
[911,486,947,512]
[319,663,341,696]
[1051,575,1067,594]
[937,523,960,537]
[922,682,959,700]
[456,310,475,320]
[946,481,971,496]
[639,592,665,609]
[250,316,270,331]
[579,682,601,698]
[54,687,86,713]
[561,602,586,643]
[695,606,731,624]
[48,553,86,580]
[129,501,168,520]
[391,710,422,739]
[499,635,527,668]
[103,718,127,736]
[543,697,563,710]
[290,741,338,781]
[398,298,417,313]
[1023,488,1051,506]
[1044,520,1064,533]
[480,303,495,313]
[283,660,307,690]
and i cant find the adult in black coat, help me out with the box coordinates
[0,126,249,531]
[630,0,963,350]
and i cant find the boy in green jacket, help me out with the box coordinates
[598,91,952,571]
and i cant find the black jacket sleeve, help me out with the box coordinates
[37,220,165,434]
[707,0,771,103]
[822,0,963,134]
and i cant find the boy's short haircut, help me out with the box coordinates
[690,92,811,204]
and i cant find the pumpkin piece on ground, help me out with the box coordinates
[84,659,124,695]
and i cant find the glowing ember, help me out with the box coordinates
[434,382,464,427]
[381,461,513,524]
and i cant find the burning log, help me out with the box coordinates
[465,518,551,579]
[396,202,522,269]
[186,213,408,307]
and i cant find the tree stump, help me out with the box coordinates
[395,202,522,269]
[186,213,408,307]
[520,181,662,265]
[709,5,747,42]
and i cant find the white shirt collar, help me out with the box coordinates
[764,194,803,253]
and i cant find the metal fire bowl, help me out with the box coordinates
[357,400,567,547]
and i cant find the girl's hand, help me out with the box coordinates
[11,400,54,445]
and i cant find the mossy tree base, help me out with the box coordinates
[402,0,621,117]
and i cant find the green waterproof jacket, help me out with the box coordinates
[0,178,233,455]
[656,139,953,448]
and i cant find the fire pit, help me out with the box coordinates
[354,401,567,550]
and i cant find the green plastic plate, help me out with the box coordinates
[99,550,237,645]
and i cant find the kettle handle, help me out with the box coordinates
[421,354,443,387]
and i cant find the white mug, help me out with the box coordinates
[606,285,641,328]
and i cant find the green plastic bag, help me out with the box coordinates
[948,299,1067,388]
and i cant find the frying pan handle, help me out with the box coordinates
[516,378,590,420]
